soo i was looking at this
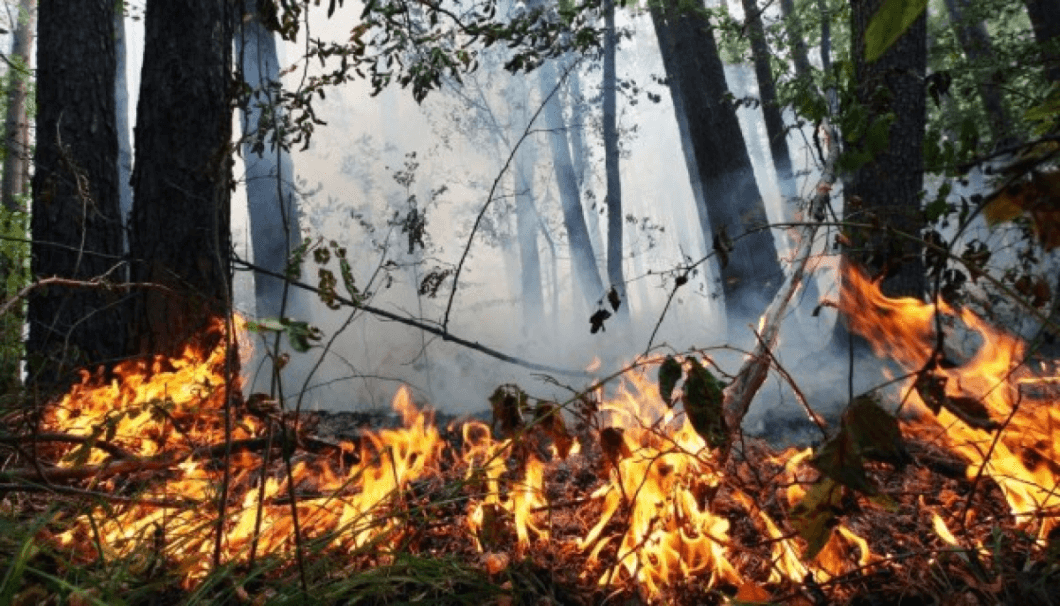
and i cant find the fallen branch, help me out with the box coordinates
[721,125,840,456]
[0,432,140,460]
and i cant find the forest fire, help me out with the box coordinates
[10,264,1060,602]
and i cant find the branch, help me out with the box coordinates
[0,272,174,318]
[720,124,840,455]
[232,259,592,378]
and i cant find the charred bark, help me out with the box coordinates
[128,0,235,355]
[651,0,782,318]
[28,0,124,387]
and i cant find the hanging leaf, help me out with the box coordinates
[658,356,683,407]
[607,286,622,311]
[682,358,728,449]
[791,477,843,560]
[589,309,611,334]
[712,226,734,270]
[864,0,928,63]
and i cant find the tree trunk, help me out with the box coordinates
[741,0,797,203]
[943,0,1014,146]
[651,0,782,318]
[1024,0,1060,83]
[115,6,134,253]
[538,58,605,309]
[129,0,235,356]
[844,0,927,299]
[238,0,303,319]
[2,0,34,213]
[29,0,124,387]
[603,0,628,318]
[778,0,813,81]
[515,141,543,326]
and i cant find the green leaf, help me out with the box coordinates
[658,356,682,407]
[791,477,842,560]
[682,358,728,449]
[864,0,927,63]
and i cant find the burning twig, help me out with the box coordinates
[720,124,840,449]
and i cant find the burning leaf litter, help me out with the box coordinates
[4,266,1060,603]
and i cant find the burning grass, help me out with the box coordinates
[4,267,1060,604]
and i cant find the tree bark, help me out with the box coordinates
[844,0,927,299]
[129,0,235,356]
[651,0,782,318]
[1024,0,1060,83]
[115,5,134,253]
[943,0,1014,146]
[29,0,124,386]
[741,0,797,202]
[238,0,303,319]
[602,0,628,318]
[1,0,34,213]
[538,58,605,309]
[778,0,813,81]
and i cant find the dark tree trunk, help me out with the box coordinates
[1024,0,1060,83]
[129,0,235,355]
[603,0,628,318]
[539,58,605,309]
[741,0,797,202]
[29,0,124,386]
[844,0,927,299]
[651,0,782,318]
[238,0,303,319]
[943,0,1013,145]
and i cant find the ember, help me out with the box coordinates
[6,267,1060,603]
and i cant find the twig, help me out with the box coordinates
[0,432,139,460]
[232,259,592,378]
[0,273,173,318]
[0,482,196,508]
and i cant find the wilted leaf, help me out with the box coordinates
[810,431,874,495]
[534,402,573,459]
[683,358,728,449]
[843,394,909,469]
[607,286,621,311]
[915,373,999,431]
[489,384,525,437]
[791,477,843,561]
[658,356,683,407]
[589,309,611,334]
[864,0,928,63]
[599,427,631,469]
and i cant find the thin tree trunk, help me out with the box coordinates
[238,0,303,319]
[115,5,133,251]
[943,0,1013,145]
[603,0,628,319]
[741,0,797,203]
[29,0,124,386]
[778,0,813,81]
[538,58,605,309]
[129,0,234,355]
[1,0,34,213]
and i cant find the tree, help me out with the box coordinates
[128,0,235,355]
[651,0,782,318]
[602,0,627,318]
[115,2,134,248]
[238,0,303,320]
[741,0,797,203]
[943,0,1014,145]
[538,58,605,310]
[843,0,927,299]
[1,0,34,213]
[778,0,813,82]
[28,0,124,386]
[1024,0,1060,83]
